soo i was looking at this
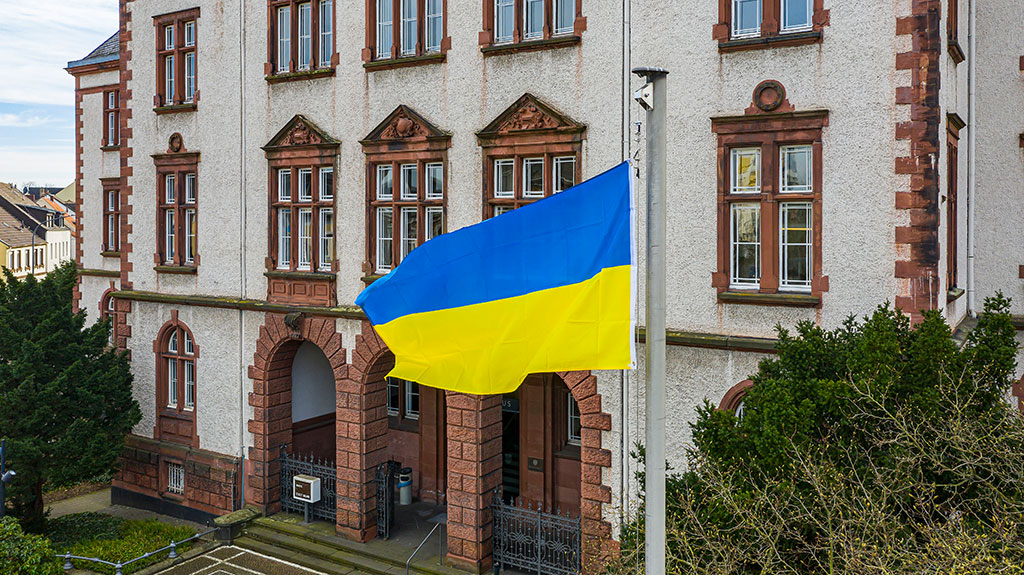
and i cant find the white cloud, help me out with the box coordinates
[0,146,75,188]
[0,0,118,107]
[0,113,60,128]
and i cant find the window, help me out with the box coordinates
[100,290,117,346]
[161,323,197,416]
[154,9,199,108]
[947,115,963,291]
[718,379,754,416]
[272,165,334,272]
[102,184,120,253]
[167,462,185,495]
[369,0,448,62]
[484,0,580,48]
[781,0,811,31]
[486,155,577,217]
[386,377,420,421]
[947,0,962,62]
[103,90,119,147]
[271,0,334,74]
[157,171,198,266]
[732,0,760,37]
[371,162,444,273]
[567,392,581,446]
[711,108,827,302]
[716,0,827,48]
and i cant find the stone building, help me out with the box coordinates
[66,0,1024,572]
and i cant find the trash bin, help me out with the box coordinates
[398,467,413,505]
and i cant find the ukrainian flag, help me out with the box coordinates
[355,161,636,395]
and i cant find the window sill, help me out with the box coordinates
[100,145,121,152]
[482,34,581,57]
[718,290,821,308]
[365,52,445,72]
[265,269,336,281]
[718,30,822,53]
[154,103,197,115]
[948,40,965,64]
[266,67,336,84]
[361,273,385,285]
[947,287,965,303]
[101,250,121,259]
[155,265,197,275]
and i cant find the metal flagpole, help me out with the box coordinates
[632,66,668,575]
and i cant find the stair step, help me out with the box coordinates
[233,537,358,575]
[240,527,404,575]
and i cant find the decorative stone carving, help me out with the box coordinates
[379,110,426,139]
[282,120,323,146]
[498,102,559,132]
[168,132,184,153]
[746,80,794,114]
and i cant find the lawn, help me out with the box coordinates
[47,513,197,574]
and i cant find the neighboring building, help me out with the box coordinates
[0,183,74,279]
[55,182,77,207]
[23,186,65,202]
[67,1,1024,573]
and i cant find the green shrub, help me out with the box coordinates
[46,512,123,549]
[49,513,196,575]
[613,295,1024,575]
[0,516,61,575]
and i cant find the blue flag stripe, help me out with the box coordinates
[356,161,632,326]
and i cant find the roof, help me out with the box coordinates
[0,205,38,249]
[55,182,76,204]
[0,183,41,209]
[0,183,54,243]
[67,32,119,70]
[36,195,76,235]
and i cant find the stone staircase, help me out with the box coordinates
[235,516,460,575]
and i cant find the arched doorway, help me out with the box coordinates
[290,342,337,462]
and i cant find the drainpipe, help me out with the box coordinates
[238,0,249,508]
[966,0,977,315]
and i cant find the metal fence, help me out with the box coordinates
[491,491,582,575]
[375,460,401,540]
[279,445,336,523]
[58,527,216,575]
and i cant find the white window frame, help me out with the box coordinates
[164,55,175,102]
[779,202,812,291]
[425,163,443,199]
[278,208,292,268]
[554,0,574,35]
[184,359,195,410]
[184,208,196,264]
[405,381,420,420]
[298,168,313,201]
[165,25,175,50]
[780,145,813,193]
[297,207,313,270]
[730,203,761,289]
[425,0,443,53]
[494,159,514,198]
[495,0,515,44]
[387,377,400,416]
[400,207,417,261]
[107,111,117,146]
[184,52,195,103]
[376,0,393,59]
[167,356,178,408]
[318,208,334,271]
[781,0,813,32]
[319,0,333,67]
[278,169,292,201]
[184,173,196,204]
[167,462,185,495]
[165,174,176,203]
[319,167,334,201]
[184,21,195,47]
[376,207,393,273]
[400,164,418,200]
[730,148,761,194]
[400,0,418,57]
[277,6,292,72]
[425,206,443,241]
[553,156,575,193]
[522,157,545,198]
[164,210,176,263]
[732,0,761,38]
[567,393,581,446]
[524,0,544,40]
[298,2,312,70]
[376,165,393,200]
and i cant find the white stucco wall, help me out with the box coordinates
[291,341,336,422]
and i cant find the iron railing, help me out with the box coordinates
[375,460,401,540]
[279,445,337,523]
[491,490,581,575]
[58,527,215,574]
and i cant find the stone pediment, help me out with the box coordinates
[264,115,339,149]
[362,105,450,143]
[478,93,585,138]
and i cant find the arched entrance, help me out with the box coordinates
[290,342,337,462]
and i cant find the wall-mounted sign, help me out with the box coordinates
[502,397,520,413]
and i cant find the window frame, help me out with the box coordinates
[269,0,336,77]
[715,0,827,51]
[711,110,827,305]
[271,164,334,272]
[155,315,200,447]
[153,151,200,270]
[369,160,445,274]
[153,8,200,109]
[386,377,420,426]
[481,0,583,51]
[366,0,450,64]
[946,115,963,292]
[101,179,120,253]
[103,90,120,147]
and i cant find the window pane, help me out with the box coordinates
[782,0,812,31]
[731,148,760,194]
[493,205,512,217]
[319,0,333,67]
[298,3,312,70]
[165,55,175,102]
[184,360,195,409]
[555,0,574,34]
[554,156,575,193]
[401,0,417,56]
[278,169,291,201]
[319,167,334,201]
[319,209,334,271]
[377,165,393,199]
[400,164,418,200]
[377,0,393,58]
[298,208,312,269]
[405,381,420,419]
[184,331,193,355]
[425,163,443,199]
[780,145,812,193]
[780,202,812,290]
[168,358,178,407]
[184,21,195,47]
[524,0,544,40]
[298,168,312,201]
[730,204,760,288]
[387,378,400,416]
[567,393,581,444]
[426,0,443,52]
[733,0,761,37]
[184,52,195,102]
[523,158,544,197]
[184,209,196,264]
[425,207,443,241]
[168,330,178,353]
[167,462,184,494]
[401,207,418,260]
[165,210,175,262]
[376,207,393,272]
[165,25,175,50]
[278,208,291,267]
[185,173,196,203]
[494,159,514,198]
[495,0,514,43]
[278,6,291,72]
[165,174,176,203]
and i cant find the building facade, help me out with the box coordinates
[0,183,74,279]
[67,0,1024,571]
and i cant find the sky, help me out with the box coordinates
[0,1,119,189]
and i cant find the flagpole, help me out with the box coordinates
[632,66,668,575]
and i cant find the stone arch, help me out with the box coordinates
[247,313,346,515]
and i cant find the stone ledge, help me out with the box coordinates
[481,34,580,56]
[266,67,335,84]
[717,290,821,308]
[364,53,445,71]
[718,30,822,53]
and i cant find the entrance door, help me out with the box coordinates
[501,392,520,504]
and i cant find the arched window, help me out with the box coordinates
[155,316,199,446]
[163,326,196,411]
[719,379,754,417]
[99,290,116,345]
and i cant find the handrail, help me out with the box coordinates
[58,526,216,574]
[406,522,442,575]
